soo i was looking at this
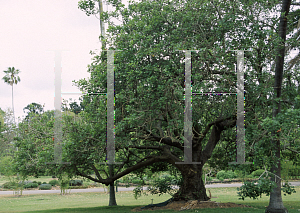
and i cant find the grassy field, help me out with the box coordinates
[0,186,298,213]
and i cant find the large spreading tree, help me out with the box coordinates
[13,0,300,206]
[64,0,298,201]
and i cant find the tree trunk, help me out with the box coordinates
[108,164,117,206]
[266,0,291,212]
[173,164,209,201]
[12,85,15,123]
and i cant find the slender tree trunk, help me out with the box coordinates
[12,85,15,123]
[108,164,117,206]
[265,0,291,212]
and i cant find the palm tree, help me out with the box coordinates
[2,67,21,123]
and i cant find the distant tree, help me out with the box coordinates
[2,67,21,123]
[23,103,44,120]
[0,108,5,132]
[62,98,85,115]
[0,109,15,158]
[69,102,82,115]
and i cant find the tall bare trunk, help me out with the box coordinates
[265,0,291,212]
[12,85,15,123]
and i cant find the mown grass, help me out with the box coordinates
[0,186,298,213]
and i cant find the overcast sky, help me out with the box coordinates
[0,0,125,122]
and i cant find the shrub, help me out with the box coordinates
[24,183,39,188]
[69,185,88,189]
[49,180,59,186]
[146,175,179,197]
[2,182,18,189]
[227,171,237,179]
[246,174,254,178]
[131,178,143,185]
[42,182,47,184]
[216,170,237,181]
[39,184,52,190]
[69,180,83,186]
[206,176,213,181]
[52,175,56,178]
[37,181,42,185]
[142,175,149,181]
[288,167,300,177]
[251,169,265,177]
[32,181,37,184]
[237,179,277,200]
[20,180,32,185]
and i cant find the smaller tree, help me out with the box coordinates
[23,103,44,120]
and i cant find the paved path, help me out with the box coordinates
[0,182,299,196]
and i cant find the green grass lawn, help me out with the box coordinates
[0,186,299,213]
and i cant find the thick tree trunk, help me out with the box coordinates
[172,117,235,201]
[266,0,291,212]
[173,164,209,201]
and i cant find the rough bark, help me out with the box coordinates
[265,0,291,212]
[173,164,209,201]
[172,118,236,201]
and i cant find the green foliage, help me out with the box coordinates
[251,169,265,178]
[23,103,44,120]
[281,182,296,196]
[2,181,18,189]
[216,170,237,181]
[0,108,4,130]
[237,178,277,200]
[78,0,96,16]
[58,174,71,195]
[69,180,83,186]
[146,174,180,197]
[24,183,38,189]
[38,184,52,190]
[0,156,15,176]
[48,180,59,186]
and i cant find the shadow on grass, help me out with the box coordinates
[22,201,300,213]
[24,206,175,213]
[23,205,261,213]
